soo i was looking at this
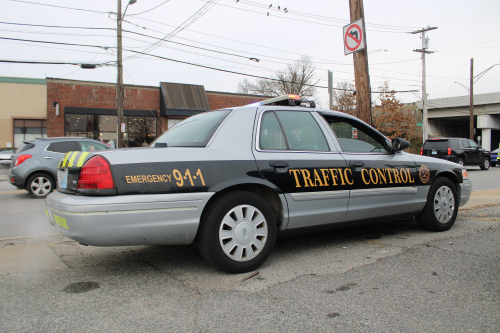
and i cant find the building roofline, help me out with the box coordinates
[0,76,46,85]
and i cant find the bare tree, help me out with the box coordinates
[331,81,356,116]
[237,56,319,99]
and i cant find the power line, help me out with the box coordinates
[125,0,219,61]
[123,47,417,93]
[128,0,171,16]
[9,0,111,14]
[0,36,113,51]
[0,21,115,31]
[0,59,106,67]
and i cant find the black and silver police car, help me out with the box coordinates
[45,95,472,273]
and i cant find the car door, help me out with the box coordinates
[319,112,418,221]
[460,139,474,164]
[253,109,349,230]
[41,141,80,172]
[467,140,481,164]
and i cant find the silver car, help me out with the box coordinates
[9,137,110,198]
[46,95,472,273]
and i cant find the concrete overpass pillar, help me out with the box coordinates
[481,128,491,150]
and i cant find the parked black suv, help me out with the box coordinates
[421,138,490,170]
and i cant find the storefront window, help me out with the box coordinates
[13,119,47,148]
[65,114,156,147]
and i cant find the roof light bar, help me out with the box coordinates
[257,95,316,108]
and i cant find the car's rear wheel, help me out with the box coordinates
[198,191,277,273]
[480,157,490,170]
[456,158,465,167]
[26,173,54,198]
[416,177,458,232]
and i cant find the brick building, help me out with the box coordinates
[46,78,269,147]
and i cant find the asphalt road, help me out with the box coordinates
[0,166,499,332]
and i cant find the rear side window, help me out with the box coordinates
[154,110,230,147]
[424,140,448,149]
[16,142,35,153]
[461,140,470,148]
[46,141,79,153]
[79,141,109,152]
[449,139,460,148]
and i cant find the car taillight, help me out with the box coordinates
[420,148,423,155]
[14,154,32,166]
[77,156,115,189]
[448,148,452,155]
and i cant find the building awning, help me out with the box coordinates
[160,82,210,117]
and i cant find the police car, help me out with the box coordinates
[45,95,472,273]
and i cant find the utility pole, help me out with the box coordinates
[410,26,437,141]
[349,0,372,125]
[116,0,136,148]
[117,0,124,148]
[469,58,474,140]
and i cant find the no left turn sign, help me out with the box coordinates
[343,18,365,55]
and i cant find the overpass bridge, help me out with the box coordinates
[417,92,500,151]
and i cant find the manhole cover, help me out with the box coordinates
[63,282,100,294]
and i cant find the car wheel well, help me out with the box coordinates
[434,172,459,192]
[201,184,284,232]
[24,170,55,189]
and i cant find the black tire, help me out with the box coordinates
[198,191,277,273]
[26,173,55,198]
[492,161,497,167]
[416,177,459,232]
[480,157,490,170]
[456,158,464,167]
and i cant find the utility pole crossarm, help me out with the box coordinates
[408,27,438,34]
[413,49,435,54]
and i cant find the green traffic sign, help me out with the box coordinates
[416,123,422,126]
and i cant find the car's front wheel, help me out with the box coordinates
[480,157,490,170]
[416,177,459,232]
[198,191,277,273]
[26,173,54,198]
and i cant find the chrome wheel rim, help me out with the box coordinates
[219,204,268,262]
[31,176,52,196]
[458,160,464,167]
[484,159,489,168]
[433,185,455,224]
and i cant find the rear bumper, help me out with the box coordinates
[45,191,214,246]
[8,170,24,189]
[459,179,472,207]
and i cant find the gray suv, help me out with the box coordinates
[9,137,110,198]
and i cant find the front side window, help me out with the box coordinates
[259,111,329,151]
[155,110,230,147]
[468,140,478,149]
[461,140,470,148]
[322,115,387,153]
[79,141,109,152]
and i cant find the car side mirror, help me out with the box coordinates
[391,138,410,153]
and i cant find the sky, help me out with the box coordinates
[1,0,499,108]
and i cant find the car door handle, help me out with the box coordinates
[269,161,289,168]
[349,161,365,167]
[44,156,53,159]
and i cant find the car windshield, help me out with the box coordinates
[154,110,231,147]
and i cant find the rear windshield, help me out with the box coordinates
[154,110,231,147]
[423,140,448,149]
[16,142,35,153]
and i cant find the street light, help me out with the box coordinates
[454,81,469,95]
[116,0,137,148]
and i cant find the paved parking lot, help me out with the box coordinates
[0,167,499,332]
